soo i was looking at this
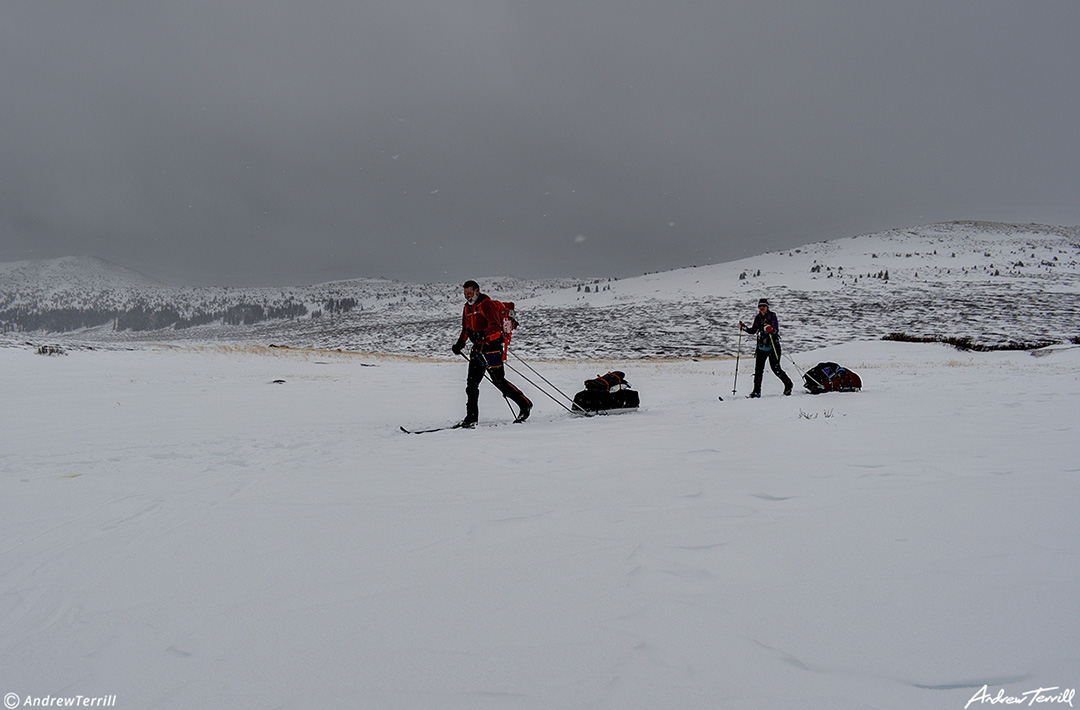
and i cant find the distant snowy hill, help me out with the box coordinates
[3,222,1079,358]
[0,255,165,294]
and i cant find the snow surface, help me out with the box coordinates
[2,341,1078,709]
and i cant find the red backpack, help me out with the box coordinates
[489,300,518,356]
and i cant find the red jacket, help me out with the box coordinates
[460,294,504,344]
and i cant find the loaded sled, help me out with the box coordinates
[572,371,640,412]
[803,362,862,394]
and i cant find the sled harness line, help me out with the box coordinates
[504,358,587,415]
[508,350,585,412]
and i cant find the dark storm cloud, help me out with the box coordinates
[2,1,1078,285]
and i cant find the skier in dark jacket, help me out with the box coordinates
[739,298,794,398]
[452,280,532,427]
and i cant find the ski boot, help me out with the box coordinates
[514,401,532,423]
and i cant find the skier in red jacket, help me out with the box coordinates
[452,280,532,427]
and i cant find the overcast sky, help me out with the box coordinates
[2,1,1078,285]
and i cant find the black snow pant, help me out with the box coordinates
[753,341,793,394]
[466,341,531,419]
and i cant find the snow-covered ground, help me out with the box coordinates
[3,340,1078,709]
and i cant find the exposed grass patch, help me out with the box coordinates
[882,332,1059,352]
[179,344,432,363]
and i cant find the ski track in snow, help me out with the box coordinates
[2,339,1079,709]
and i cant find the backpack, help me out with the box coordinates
[573,371,640,412]
[489,300,518,356]
[803,362,862,394]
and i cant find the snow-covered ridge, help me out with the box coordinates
[3,221,1079,357]
[0,255,166,292]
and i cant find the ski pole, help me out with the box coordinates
[461,350,516,416]
[768,333,792,375]
[732,325,743,396]
[767,332,794,390]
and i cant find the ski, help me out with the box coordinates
[400,423,465,434]
[399,420,516,434]
[401,408,635,433]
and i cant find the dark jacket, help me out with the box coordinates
[744,311,780,350]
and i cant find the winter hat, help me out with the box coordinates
[758,298,769,307]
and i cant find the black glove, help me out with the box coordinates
[452,339,465,355]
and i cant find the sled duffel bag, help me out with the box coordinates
[573,388,640,412]
[803,362,862,394]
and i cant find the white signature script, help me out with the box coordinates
[966,685,1075,709]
